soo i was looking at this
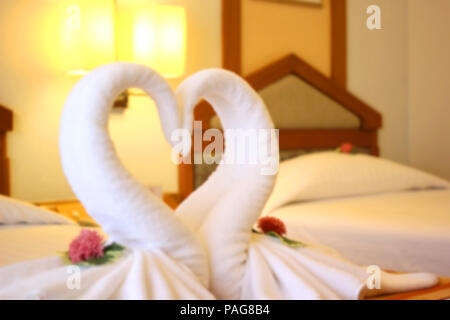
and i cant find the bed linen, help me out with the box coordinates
[269,189,450,277]
[263,151,449,215]
[0,195,74,225]
[0,224,86,268]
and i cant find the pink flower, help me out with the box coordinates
[68,230,104,263]
[340,142,354,154]
[258,216,287,236]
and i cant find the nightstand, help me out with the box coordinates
[36,193,184,226]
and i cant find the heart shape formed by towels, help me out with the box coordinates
[0,64,438,300]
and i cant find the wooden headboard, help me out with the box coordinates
[178,0,381,199]
[0,105,13,195]
[0,104,12,196]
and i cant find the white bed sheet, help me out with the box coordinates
[269,189,450,277]
[0,224,92,268]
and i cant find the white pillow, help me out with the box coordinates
[0,195,74,225]
[263,152,450,214]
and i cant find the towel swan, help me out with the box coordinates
[175,69,438,300]
[0,63,213,299]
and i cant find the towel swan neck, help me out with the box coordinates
[175,69,278,233]
[59,63,208,285]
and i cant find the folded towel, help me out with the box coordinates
[176,69,438,300]
[0,63,212,300]
[0,250,213,300]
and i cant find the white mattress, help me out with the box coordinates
[269,189,450,277]
[0,224,90,268]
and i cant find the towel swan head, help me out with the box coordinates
[175,68,279,229]
[59,63,208,286]
[176,68,279,225]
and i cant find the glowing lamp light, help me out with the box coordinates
[60,0,115,75]
[60,2,186,81]
[117,4,186,78]
[133,5,186,78]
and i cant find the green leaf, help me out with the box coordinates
[281,236,306,248]
[266,231,306,248]
[104,242,125,252]
[265,231,281,239]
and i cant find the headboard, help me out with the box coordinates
[178,0,382,199]
[0,104,12,195]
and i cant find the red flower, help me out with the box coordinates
[340,142,353,154]
[68,230,104,263]
[258,216,287,236]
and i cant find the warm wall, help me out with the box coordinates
[0,0,221,202]
[407,0,450,180]
[241,0,331,76]
[347,0,450,178]
[347,0,409,164]
[2,0,448,202]
[242,0,413,166]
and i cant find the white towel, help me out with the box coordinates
[176,69,438,300]
[0,251,212,300]
[0,63,212,300]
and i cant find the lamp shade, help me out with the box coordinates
[117,4,186,78]
[60,0,115,75]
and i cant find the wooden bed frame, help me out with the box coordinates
[178,0,381,199]
[0,104,12,196]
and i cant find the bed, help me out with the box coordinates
[175,0,450,285]
[174,56,450,297]
[269,189,450,277]
[258,150,450,277]
[176,55,450,281]
[177,53,450,276]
